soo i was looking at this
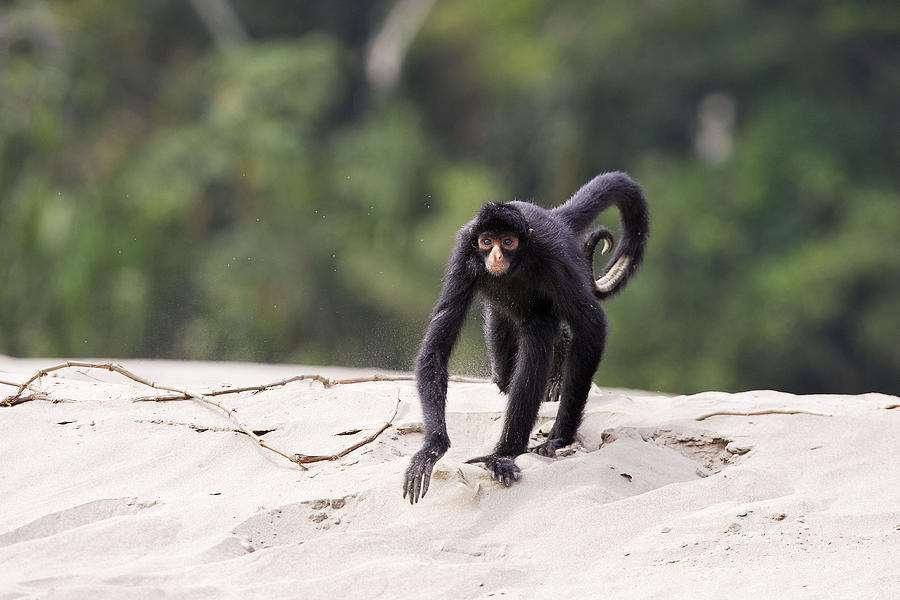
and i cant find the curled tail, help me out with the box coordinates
[552,171,649,299]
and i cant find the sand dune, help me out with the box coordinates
[1,356,898,599]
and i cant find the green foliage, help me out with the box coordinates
[1,0,897,394]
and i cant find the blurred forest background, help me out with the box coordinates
[1,0,897,395]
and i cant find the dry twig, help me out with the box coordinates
[695,408,833,421]
[0,361,407,470]
[2,368,487,406]
[295,392,402,465]
[0,377,23,389]
[0,391,55,406]
[131,373,486,403]
[0,376,47,405]
[1,361,311,468]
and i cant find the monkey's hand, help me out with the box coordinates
[465,454,521,487]
[403,437,449,505]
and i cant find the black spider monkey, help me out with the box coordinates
[403,172,649,504]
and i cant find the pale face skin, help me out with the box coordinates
[478,232,519,276]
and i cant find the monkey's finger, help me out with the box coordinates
[413,474,423,504]
[421,468,433,499]
[406,473,421,505]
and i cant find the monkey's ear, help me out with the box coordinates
[527,228,534,239]
[465,225,477,248]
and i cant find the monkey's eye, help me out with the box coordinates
[479,237,493,249]
[502,237,519,250]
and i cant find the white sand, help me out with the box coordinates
[1,356,898,599]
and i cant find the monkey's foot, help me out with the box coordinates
[465,454,521,487]
[529,438,572,457]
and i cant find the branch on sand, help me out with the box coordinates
[294,395,401,465]
[0,361,417,470]
[695,408,833,421]
[130,373,485,403]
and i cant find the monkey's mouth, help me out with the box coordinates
[487,264,509,276]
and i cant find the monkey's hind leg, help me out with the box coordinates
[484,307,518,394]
[545,326,571,402]
[531,315,605,457]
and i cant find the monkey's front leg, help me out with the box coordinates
[532,312,605,457]
[545,326,571,403]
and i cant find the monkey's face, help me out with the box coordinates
[477,232,520,276]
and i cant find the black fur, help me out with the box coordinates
[403,172,650,504]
